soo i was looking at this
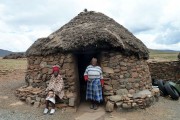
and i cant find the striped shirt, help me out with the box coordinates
[84,65,103,79]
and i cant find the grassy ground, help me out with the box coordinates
[149,49,179,62]
[0,57,27,71]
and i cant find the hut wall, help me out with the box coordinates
[101,51,152,93]
[16,53,79,108]
[16,51,159,111]
[100,52,158,111]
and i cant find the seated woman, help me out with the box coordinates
[44,65,64,115]
[84,58,104,110]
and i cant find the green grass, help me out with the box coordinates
[149,49,179,61]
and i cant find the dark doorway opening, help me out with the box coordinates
[75,51,100,102]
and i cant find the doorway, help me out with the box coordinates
[75,51,100,102]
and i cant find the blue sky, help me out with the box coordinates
[0,0,180,52]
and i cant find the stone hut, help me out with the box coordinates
[16,11,158,111]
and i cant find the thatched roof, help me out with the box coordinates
[26,11,149,59]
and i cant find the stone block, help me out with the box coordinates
[133,90,151,99]
[33,102,40,108]
[103,67,114,73]
[109,95,122,102]
[116,89,128,95]
[69,98,75,107]
[105,101,114,112]
[104,85,113,91]
[122,103,131,109]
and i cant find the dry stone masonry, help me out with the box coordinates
[16,51,160,112]
[148,61,180,81]
[16,53,79,109]
[100,52,159,111]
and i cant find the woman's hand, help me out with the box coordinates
[84,75,88,81]
[100,79,104,87]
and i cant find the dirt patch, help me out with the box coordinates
[0,58,180,120]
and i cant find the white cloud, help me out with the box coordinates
[0,0,180,51]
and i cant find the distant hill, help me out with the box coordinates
[3,52,26,59]
[0,49,12,57]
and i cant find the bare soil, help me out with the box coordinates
[0,59,180,120]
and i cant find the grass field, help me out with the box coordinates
[149,49,179,62]
[0,58,27,72]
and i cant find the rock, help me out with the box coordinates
[116,89,128,95]
[104,85,113,91]
[134,83,139,88]
[125,83,132,90]
[66,91,74,98]
[127,94,133,98]
[122,103,131,109]
[109,95,122,102]
[36,96,41,102]
[41,98,45,104]
[36,73,42,80]
[124,73,130,78]
[119,85,126,88]
[114,69,120,73]
[151,88,160,93]
[132,103,137,107]
[120,62,126,66]
[29,79,33,85]
[103,91,114,96]
[63,63,71,69]
[129,89,135,94]
[106,101,114,112]
[69,98,75,107]
[132,72,138,78]
[34,59,41,65]
[42,74,47,81]
[103,67,114,73]
[115,102,123,107]
[26,97,32,105]
[104,80,112,85]
[133,90,152,99]
[33,102,40,108]
[42,68,49,74]
[120,75,124,79]
[121,67,127,71]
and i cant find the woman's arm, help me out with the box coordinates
[99,67,104,87]
[84,66,89,81]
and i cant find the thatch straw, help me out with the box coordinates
[26,11,149,59]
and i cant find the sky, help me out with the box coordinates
[0,0,180,52]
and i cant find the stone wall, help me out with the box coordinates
[16,53,79,108]
[100,52,158,111]
[15,51,159,111]
[148,61,180,81]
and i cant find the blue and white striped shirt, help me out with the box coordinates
[84,65,103,79]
